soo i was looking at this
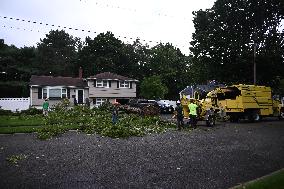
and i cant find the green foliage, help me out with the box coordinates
[190,0,284,85]
[20,107,42,115]
[1,30,193,98]
[0,81,29,98]
[0,115,44,127]
[140,75,168,99]
[6,154,27,165]
[37,30,80,76]
[38,98,173,139]
[78,32,126,77]
[146,43,192,98]
[0,109,13,116]
[82,113,174,138]
[235,169,284,189]
[37,125,67,140]
[0,126,39,134]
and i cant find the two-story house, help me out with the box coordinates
[29,75,89,108]
[87,72,138,107]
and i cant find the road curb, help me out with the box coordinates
[229,168,284,189]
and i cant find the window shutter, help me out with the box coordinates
[38,87,42,99]
[109,80,111,87]
[93,79,96,87]
[130,81,132,89]
[67,88,70,99]
[117,81,119,88]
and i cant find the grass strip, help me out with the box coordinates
[0,116,44,127]
[0,126,40,134]
[0,124,80,134]
[233,169,284,189]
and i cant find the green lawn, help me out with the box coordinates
[0,115,44,127]
[0,115,80,134]
[235,169,284,189]
[0,126,40,134]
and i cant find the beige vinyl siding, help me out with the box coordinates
[88,80,137,98]
[31,87,88,107]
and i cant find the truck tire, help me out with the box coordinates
[229,115,239,123]
[280,110,284,120]
[248,110,261,122]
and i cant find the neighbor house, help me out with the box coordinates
[86,72,138,107]
[29,75,89,108]
[180,81,225,99]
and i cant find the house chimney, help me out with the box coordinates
[79,67,83,79]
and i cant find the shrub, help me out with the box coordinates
[21,107,42,115]
[0,109,13,116]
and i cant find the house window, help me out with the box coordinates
[120,81,130,88]
[49,89,61,98]
[95,98,107,106]
[62,89,67,98]
[96,80,108,88]
[42,87,68,99]
[43,89,47,99]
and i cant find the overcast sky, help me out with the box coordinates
[0,0,216,55]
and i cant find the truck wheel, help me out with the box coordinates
[248,111,261,122]
[229,115,239,123]
[280,110,284,120]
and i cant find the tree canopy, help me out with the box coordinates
[140,75,168,99]
[190,0,284,86]
[37,30,80,76]
[1,0,284,98]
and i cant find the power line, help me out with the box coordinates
[0,16,188,50]
[1,24,188,52]
[0,15,165,45]
[79,0,192,21]
[2,25,40,32]
[0,15,188,48]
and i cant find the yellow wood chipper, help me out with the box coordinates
[205,84,284,122]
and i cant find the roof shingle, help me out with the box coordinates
[29,75,88,87]
[89,72,138,81]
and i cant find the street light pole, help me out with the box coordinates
[253,28,257,85]
[253,42,256,85]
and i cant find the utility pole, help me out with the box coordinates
[253,28,257,85]
[253,42,256,85]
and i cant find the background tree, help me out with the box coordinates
[0,43,36,97]
[78,32,125,77]
[37,30,79,76]
[140,75,168,99]
[190,0,284,86]
[147,43,192,99]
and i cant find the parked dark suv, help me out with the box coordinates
[128,99,159,109]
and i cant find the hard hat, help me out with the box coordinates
[176,100,180,104]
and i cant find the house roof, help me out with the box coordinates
[29,75,88,87]
[180,83,226,96]
[88,72,138,81]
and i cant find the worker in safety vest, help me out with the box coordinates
[188,99,198,129]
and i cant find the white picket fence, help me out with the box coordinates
[0,98,30,112]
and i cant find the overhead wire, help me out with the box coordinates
[0,15,164,45]
[0,15,188,49]
[79,0,191,21]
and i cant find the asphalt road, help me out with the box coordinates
[0,119,283,189]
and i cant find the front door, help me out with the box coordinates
[77,90,84,104]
